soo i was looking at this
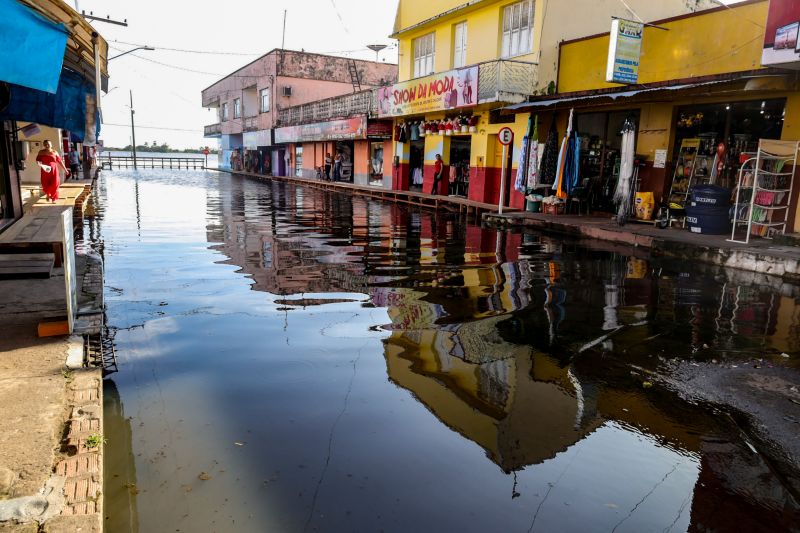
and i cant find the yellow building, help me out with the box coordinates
[508,0,800,232]
[385,0,718,208]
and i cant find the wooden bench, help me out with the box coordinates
[0,252,55,278]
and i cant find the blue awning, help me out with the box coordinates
[0,0,69,94]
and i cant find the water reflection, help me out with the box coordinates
[96,170,800,532]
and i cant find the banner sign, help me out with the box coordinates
[761,0,800,68]
[376,66,478,118]
[366,120,393,139]
[275,116,366,144]
[606,18,644,84]
[243,129,273,149]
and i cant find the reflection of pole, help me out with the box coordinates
[498,143,508,214]
[129,90,137,170]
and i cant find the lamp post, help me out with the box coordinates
[109,45,155,61]
[129,90,138,169]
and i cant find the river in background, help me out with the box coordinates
[84,169,800,532]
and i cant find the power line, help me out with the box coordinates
[103,123,202,132]
[112,39,261,56]
[329,0,351,35]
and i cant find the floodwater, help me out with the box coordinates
[86,170,800,532]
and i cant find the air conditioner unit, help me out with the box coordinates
[282,86,293,97]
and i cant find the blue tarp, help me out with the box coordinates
[0,69,97,142]
[0,0,69,93]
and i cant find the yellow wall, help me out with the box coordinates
[559,1,769,93]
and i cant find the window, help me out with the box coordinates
[260,88,270,113]
[453,22,468,68]
[233,98,241,119]
[413,32,435,78]
[502,0,534,58]
[221,103,229,121]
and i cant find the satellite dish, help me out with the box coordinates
[367,44,388,62]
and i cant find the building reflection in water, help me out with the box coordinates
[104,380,139,533]
[205,179,800,530]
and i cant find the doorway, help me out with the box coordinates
[449,137,471,197]
[409,140,424,191]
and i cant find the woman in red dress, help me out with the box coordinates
[36,140,68,202]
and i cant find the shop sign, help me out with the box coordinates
[376,66,478,118]
[762,0,800,68]
[275,116,367,144]
[606,18,644,84]
[366,120,393,139]
[243,129,272,149]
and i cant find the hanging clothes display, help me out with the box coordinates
[514,135,530,193]
[553,109,575,199]
[538,119,559,188]
[526,116,540,190]
[563,130,580,196]
[613,116,637,220]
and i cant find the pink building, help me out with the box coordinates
[202,49,397,173]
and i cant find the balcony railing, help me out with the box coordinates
[477,59,538,104]
[243,116,259,131]
[278,90,375,126]
[204,123,222,137]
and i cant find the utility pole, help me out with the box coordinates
[130,90,138,169]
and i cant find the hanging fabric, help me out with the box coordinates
[554,109,574,199]
[538,118,559,188]
[526,116,540,190]
[514,114,533,193]
[613,116,637,220]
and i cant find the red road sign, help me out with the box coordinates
[203,149,210,155]
[498,127,514,145]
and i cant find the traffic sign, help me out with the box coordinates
[203,148,210,155]
[498,127,514,146]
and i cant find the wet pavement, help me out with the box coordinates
[87,169,800,532]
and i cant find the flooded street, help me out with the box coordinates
[90,170,800,532]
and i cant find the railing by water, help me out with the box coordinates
[102,155,206,170]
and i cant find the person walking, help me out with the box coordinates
[333,151,343,182]
[36,140,68,202]
[67,145,81,179]
[324,153,332,181]
[430,154,444,195]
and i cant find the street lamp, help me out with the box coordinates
[109,45,155,61]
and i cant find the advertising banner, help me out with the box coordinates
[762,0,800,68]
[275,116,366,144]
[606,18,644,84]
[376,66,478,118]
[243,129,272,149]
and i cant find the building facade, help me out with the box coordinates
[201,50,397,174]
[386,0,719,208]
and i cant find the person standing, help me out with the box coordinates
[324,153,332,181]
[284,150,291,176]
[67,145,81,179]
[430,154,444,195]
[36,140,68,202]
[333,151,343,182]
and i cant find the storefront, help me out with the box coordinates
[243,129,273,175]
[379,66,529,208]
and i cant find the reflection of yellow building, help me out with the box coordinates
[385,322,597,472]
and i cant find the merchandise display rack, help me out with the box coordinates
[729,139,799,244]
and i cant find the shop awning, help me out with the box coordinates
[503,80,729,113]
[0,0,68,94]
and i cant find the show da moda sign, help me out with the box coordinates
[606,18,644,84]
[376,66,478,118]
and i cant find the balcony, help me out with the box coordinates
[477,59,538,104]
[243,116,259,132]
[204,123,222,137]
[278,90,375,126]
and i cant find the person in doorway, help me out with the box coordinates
[431,154,444,195]
[333,151,343,182]
[36,140,69,202]
[284,150,291,177]
[67,145,81,178]
[324,153,332,181]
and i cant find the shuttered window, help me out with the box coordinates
[453,22,468,68]
[502,0,534,58]
[413,32,435,78]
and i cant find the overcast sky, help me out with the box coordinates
[78,0,400,149]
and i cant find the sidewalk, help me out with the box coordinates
[484,211,800,280]
[0,186,104,532]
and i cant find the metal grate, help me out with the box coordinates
[84,329,118,376]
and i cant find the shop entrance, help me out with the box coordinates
[370,142,384,186]
[448,136,471,197]
[409,140,424,191]
[673,99,786,189]
[575,110,640,212]
[335,141,353,182]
